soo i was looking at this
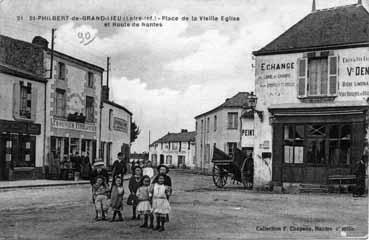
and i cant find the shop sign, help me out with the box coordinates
[52,119,96,132]
[113,117,128,133]
[339,55,369,97]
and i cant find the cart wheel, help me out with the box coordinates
[241,159,253,190]
[212,165,227,188]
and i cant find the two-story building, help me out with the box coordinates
[252,2,369,191]
[194,92,255,173]
[149,130,196,168]
[0,35,46,180]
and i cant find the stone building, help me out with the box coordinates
[0,35,46,180]
[252,2,369,191]
[149,130,196,168]
[41,39,104,174]
[194,92,255,173]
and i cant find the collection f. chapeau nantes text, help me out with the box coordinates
[19,15,240,27]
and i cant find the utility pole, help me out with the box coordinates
[106,57,110,86]
[49,28,56,79]
[149,130,151,151]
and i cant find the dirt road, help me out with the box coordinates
[0,170,367,239]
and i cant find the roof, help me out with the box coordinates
[253,4,369,56]
[152,131,196,145]
[103,100,133,116]
[49,50,105,72]
[195,92,254,119]
[0,63,46,83]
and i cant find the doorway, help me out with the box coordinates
[160,154,164,164]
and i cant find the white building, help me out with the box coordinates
[194,92,255,173]
[252,2,369,191]
[101,99,132,168]
[149,130,196,168]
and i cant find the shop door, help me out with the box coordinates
[160,154,164,164]
[0,136,7,180]
[303,125,328,184]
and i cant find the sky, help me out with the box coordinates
[0,0,365,152]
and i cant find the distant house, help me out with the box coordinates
[130,152,149,163]
[194,92,256,173]
[149,130,196,168]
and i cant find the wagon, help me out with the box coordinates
[211,147,253,189]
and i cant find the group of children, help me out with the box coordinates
[91,163,172,232]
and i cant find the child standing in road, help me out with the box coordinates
[110,176,124,222]
[136,175,153,228]
[92,176,109,221]
[151,174,171,232]
[128,166,143,220]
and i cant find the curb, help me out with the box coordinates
[0,176,131,192]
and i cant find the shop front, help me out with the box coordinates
[0,120,41,180]
[48,118,97,180]
[270,103,367,186]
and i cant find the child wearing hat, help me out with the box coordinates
[92,176,110,221]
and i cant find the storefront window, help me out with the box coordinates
[284,123,352,166]
[283,125,304,164]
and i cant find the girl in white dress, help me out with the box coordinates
[136,175,153,228]
[151,174,171,232]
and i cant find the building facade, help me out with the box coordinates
[43,43,104,177]
[0,35,46,180]
[101,99,132,168]
[194,92,255,173]
[252,3,369,190]
[149,130,196,168]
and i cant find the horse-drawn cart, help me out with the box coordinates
[211,147,253,189]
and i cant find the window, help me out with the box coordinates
[166,155,172,165]
[201,120,204,133]
[172,142,178,151]
[20,82,31,119]
[86,96,94,122]
[88,72,94,88]
[297,55,338,97]
[58,62,66,80]
[214,115,217,131]
[284,125,304,164]
[227,142,237,157]
[283,123,352,166]
[17,135,36,167]
[55,89,66,118]
[227,112,238,129]
[207,117,210,132]
[108,109,113,130]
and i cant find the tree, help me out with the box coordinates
[130,121,141,143]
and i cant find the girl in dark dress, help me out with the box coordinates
[128,166,143,220]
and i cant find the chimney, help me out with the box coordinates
[358,0,362,4]
[181,129,188,133]
[32,36,49,49]
[101,86,109,102]
[312,0,316,12]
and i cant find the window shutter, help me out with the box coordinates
[328,56,338,95]
[31,87,38,121]
[13,82,20,119]
[297,58,307,97]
